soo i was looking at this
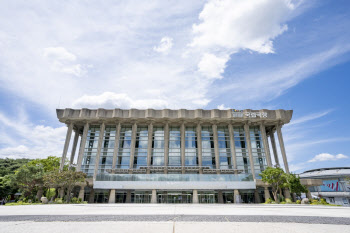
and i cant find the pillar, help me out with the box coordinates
[88,189,95,203]
[77,122,89,171]
[112,123,121,170]
[259,123,272,167]
[306,189,312,200]
[228,124,237,173]
[254,189,261,203]
[78,186,85,201]
[181,122,186,173]
[151,189,157,203]
[244,123,255,178]
[218,190,224,203]
[234,189,240,204]
[269,131,280,167]
[212,123,220,172]
[264,187,271,201]
[126,190,132,203]
[93,123,105,179]
[109,189,116,204]
[69,130,80,169]
[129,123,137,171]
[60,122,73,171]
[59,188,65,199]
[147,122,153,169]
[196,123,203,173]
[276,124,290,174]
[164,122,169,172]
[284,188,291,199]
[193,189,199,204]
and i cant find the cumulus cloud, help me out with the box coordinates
[217,104,230,110]
[43,46,85,77]
[73,92,170,109]
[308,153,349,163]
[153,37,173,54]
[198,53,228,79]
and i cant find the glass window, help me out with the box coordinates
[169,126,181,166]
[81,125,100,177]
[134,126,148,168]
[185,126,198,166]
[98,125,116,174]
[201,126,215,168]
[250,126,267,174]
[233,126,249,174]
[152,126,164,166]
[116,125,132,169]
[217,126,231,169]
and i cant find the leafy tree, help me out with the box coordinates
[0,158,32,177]
[286,173,308,199]
[0,175,16,201]
[11,164,44,200]
[27,156,60,172]
[260,167,287,203]
[43,170,86,203]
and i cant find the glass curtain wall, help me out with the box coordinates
[217,126,232,169]
[116,125,132,169]
[81,125,100,177]
[134,126,148,168]
[152,126,164,166]
[233,126,250,174]
[249,126,267,176]
[185,126,198,166]
[201,126,215,168]
[98,125,116,174]
[169,126,181,166]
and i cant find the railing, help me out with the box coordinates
[96,173,254,182]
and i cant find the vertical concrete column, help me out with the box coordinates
[181,122,186,173]
[77,122,89,171]
[264,187,270,201]
[269,131,280,167]
[151,189,157,203]
[164,123,169,173]
[69,130,80,169]
[109,189,116,204]
[244,123,256,178]
[218,190,224,203]
[60,122,73,171]
[254,189,261,203]
[112,123,121,170]
[147,122,153,168]
[126,191,132,203]
[234,189,240,204]
[228,123,237,173]
[88,189,95,203]
[276,124,290,174]
[259,123,272,167]
[192,189,199,204]
[129,123,137,171]
[212,124,220,172]
[78,185,85,201]
[93,123,105,180]
[196,123,203,173]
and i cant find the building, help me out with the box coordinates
[299,167,350,206]
[56,108,294,204]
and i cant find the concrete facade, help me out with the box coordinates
[57,108,297,204]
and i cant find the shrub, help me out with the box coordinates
[46,188,56,201]
[54,198,63,204]
[280,201,286,204]
[320,198,328,205]
[296,200,301,204]
[71,197,79,204]
[265,198,273,204]
[78,198,82,203]
[285,198,292,204]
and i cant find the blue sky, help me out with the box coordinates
[0,0,349,173]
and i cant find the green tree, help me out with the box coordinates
[0,175,16,201]
[27,156,60,172]
[260,167,287,203]
[286,173,308,199]
[11,164,44,200]
[43,170,86,203]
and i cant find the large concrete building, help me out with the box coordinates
[57,108,295,204]
[299,167,350,206]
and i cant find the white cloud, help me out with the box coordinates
[198,53,228,79]
[217,104,230,110]
[43,46,85,77]
[73,92,170,109]
[288,109,333,126]
[0,110,67,159]
[153,37,173,54]
[308,153,349,163]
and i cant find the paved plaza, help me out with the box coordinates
[0,204,349,233]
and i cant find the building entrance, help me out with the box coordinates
[157,191,192,203]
